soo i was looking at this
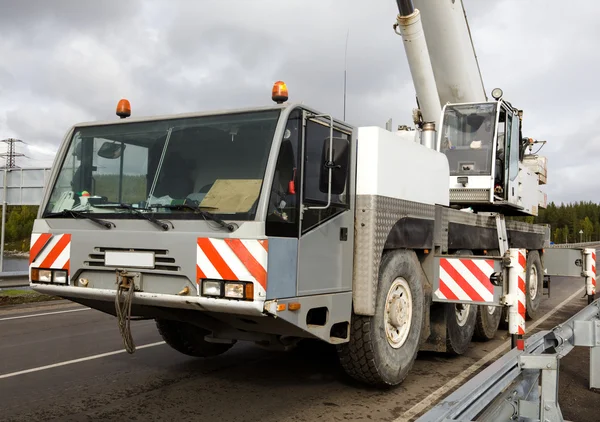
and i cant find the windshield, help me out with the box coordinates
[439,103,496,176]
[43,109,281,220]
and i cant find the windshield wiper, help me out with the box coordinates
[148,203,237,232]
[45,210,115,229]
[95,203,172,231]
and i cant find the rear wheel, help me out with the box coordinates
[444,250,478,353]
[525,250,543,320]
[445,301,477,354]
[155,319,234,357]
[337,249,425,387]
[474,250,502,341]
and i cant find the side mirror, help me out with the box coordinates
[98,141,126,159]
[319,136,349,195]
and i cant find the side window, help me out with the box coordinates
[302,119,350,234]
[265,110,301,237]
[509,112,520,180]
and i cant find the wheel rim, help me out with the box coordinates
[385,277,413,349]
[455,303,471,327]
[529,264,538,300]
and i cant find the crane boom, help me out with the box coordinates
[395,0,487,128]
[413,0,487,105]
[393,1,441,131]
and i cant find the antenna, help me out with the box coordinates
[343,29,349,121]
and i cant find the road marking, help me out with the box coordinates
[396,287,586,422]
[0,307,90,322]
[0,341,166,380]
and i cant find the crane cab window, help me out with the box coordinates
[440,103,496,176]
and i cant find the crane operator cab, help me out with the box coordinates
[438,89,543,217]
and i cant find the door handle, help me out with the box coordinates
[340,227,348,241]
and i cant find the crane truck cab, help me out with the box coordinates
[438,91,546,217]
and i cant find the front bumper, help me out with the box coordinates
[31,283,267,317]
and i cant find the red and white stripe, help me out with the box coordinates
[515,250,526,336]
[29,233,71,272]
[592,250,596,294]
[506,249,527,350]
[196,238,268,296]
[434,258,495,303]
[585,248,596,296]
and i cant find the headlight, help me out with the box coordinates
[53,270,68,284]
[38,270,52,283]
[202,280,223,297]
[200,280,254,300]
[31,268,69,284]
[224,282,245,299]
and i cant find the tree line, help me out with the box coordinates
[4,205,38,252]
[510,201,600,244]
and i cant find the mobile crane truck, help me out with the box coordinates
[29,0,594,387]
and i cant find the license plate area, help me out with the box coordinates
[105,250,155,269]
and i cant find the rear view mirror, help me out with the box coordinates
[319,137,349,195]
[98,141,126,159]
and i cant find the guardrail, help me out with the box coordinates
[0,271,29,289]
[416,297,600,421]
[547,241,600,249]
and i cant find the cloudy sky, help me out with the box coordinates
[0,0,597,204]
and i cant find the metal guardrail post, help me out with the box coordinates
[583,248,597,304]
[592,341,600,390]
[506,248,526,350]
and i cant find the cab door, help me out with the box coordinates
[296,113,355,296]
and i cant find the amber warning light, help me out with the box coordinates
[116,99,131,118]
[272,81,288,104]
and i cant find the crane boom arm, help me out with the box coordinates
[412,0,487,105]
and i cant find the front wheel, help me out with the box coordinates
[337,249,425,388]
[155,319,234,357]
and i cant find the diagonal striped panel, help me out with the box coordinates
[196,237,269,292]
[29,233,71,271]
[516,250,527,336]
[592,251,597,291]
[438,257,495,303]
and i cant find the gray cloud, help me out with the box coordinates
[0,0,597,205]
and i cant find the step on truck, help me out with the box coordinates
[29,0,593,387]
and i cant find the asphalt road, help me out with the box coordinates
[0,276,595,422]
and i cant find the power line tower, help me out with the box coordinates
[0,138,26,169]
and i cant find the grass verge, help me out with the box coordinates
[0,289,61,306]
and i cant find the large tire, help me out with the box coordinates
[445,301,477,355]
[442,249,478,351]
[155,318,233,357]
[473,250,502,341]
[525,250,543,320]
[337,249,425,388]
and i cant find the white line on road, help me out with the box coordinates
[0,341,166,380]
[395,287,586,422]
[0,307,91,322]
